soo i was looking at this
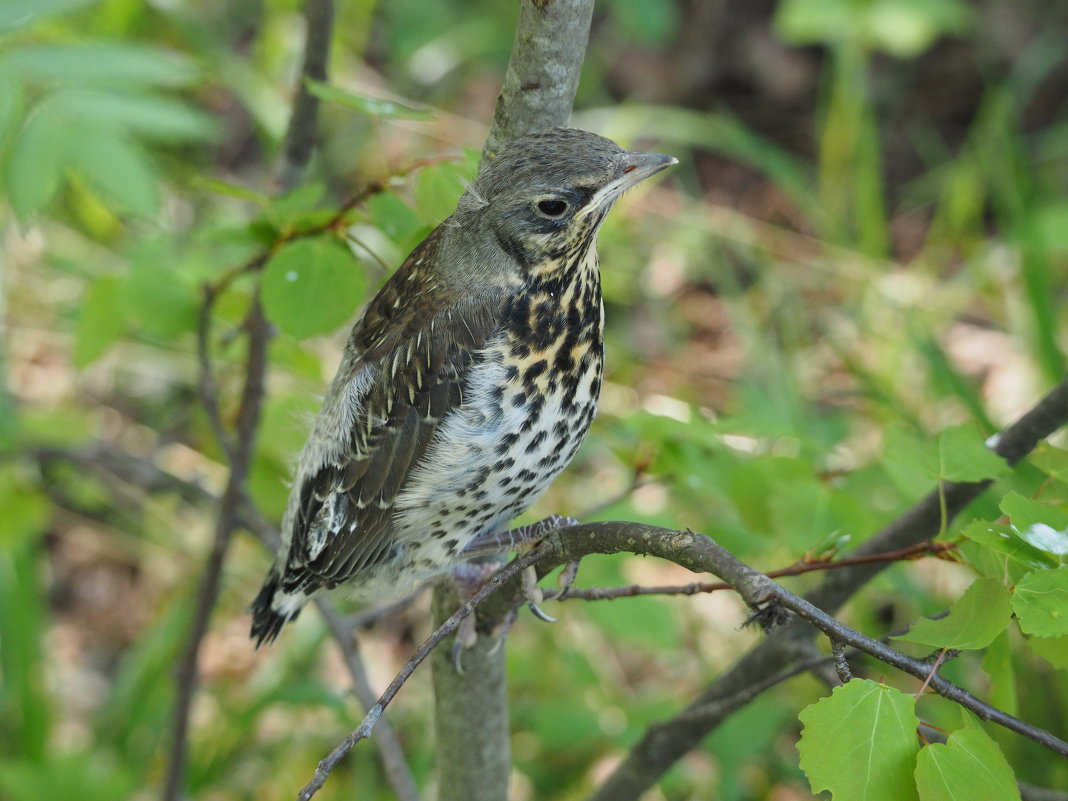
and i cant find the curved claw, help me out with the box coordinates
[527,601,558,623]
[487,633,507,656]
[451,639,466,675]
[547,559,581,600]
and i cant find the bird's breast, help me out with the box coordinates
[391,268,605,568]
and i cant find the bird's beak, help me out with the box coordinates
[619,151,678,187]
[576,150,678,218]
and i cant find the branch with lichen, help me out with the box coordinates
[293,372,1068,799]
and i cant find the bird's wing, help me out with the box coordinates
[281,227,507,594]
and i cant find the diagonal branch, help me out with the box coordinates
[434,4,597,801]
[585,371,1068,801]
[298,540,555,800]
[314,601,421,801]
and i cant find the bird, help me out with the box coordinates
[250,127,676,646]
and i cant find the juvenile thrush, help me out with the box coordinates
[251,128,676,645]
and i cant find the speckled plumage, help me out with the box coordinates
[250,128,675,645]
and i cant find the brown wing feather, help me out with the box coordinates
[281,227,506,594]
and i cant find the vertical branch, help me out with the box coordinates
[279,0,336,192]
[481,0,597,164]
[434,1,595,799]
[163,292,270,801]
[430,583,512,801]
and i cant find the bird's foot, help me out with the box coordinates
[448,560,509,673]
[466,514,582,622]
[448,516,583,669]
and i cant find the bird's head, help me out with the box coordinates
[447,128,676,285]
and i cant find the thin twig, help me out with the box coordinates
[915,647,956,699]
[315,601,421,801]
[586,372,1068,801]
[207,156,454,297]
[297,540,554,801]
[559,542,956,602]
[691,534,1068,757]
[162,294,270,801]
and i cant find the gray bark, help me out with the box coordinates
[431,582,512,801]
[432,0,596,798]
[480,0,597,166]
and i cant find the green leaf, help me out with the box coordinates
[73,275,128,367]
[896,578,1011,650]
[962,519,1059,571]
[0,0,93,33]
[1011,566,1068,637]
[1000,492,1068,558]
[1000,490,1068,531]
[123,265,198,340]
[1026,635,1068,671]
[265,182,327,230]
[1029,443,1068,484]
[980,629,1017,715]
[915,727,1020,801]
[365,191,426,246]
[415,162,470,223]
[304,78,433,120]
[10,43,199,87]
[6,104,68,220]
[58,90,217,143]
[67,125,159,216]
[261,237,366,339]
[885,423,1007,483]
[797,679,920,801]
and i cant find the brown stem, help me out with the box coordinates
[278,0,335,192]
[560,542,956,601]
[162,294,270,801]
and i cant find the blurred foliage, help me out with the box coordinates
[2,0,1068,800]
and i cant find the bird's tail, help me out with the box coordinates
[249,570,303,648]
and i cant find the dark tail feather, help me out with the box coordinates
[250,571,301,648]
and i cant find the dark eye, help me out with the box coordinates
[535,198,569,218]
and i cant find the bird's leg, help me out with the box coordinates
[448,560,506,673]
[463,514,581,556]
[462,515,582,621]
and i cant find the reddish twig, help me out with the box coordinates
[560,541,956,602]
[208,156,457,297]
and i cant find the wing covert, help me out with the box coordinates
[281,234,506,594]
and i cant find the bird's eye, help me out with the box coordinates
[535,198,569,218]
